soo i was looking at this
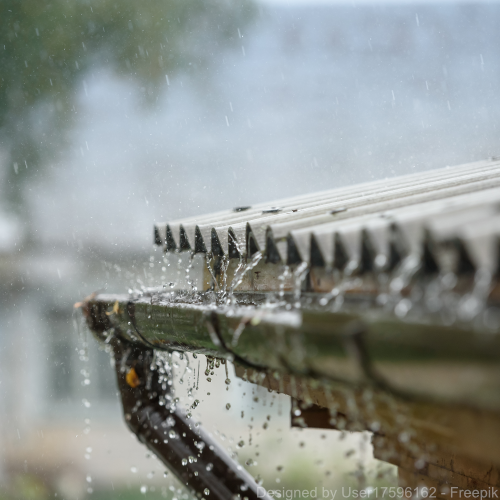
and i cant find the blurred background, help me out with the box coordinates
[0,0,499,498]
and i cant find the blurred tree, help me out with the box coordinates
[0,0,254,213]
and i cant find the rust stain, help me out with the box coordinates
[106,300,121,316]
[74,291,98,310]
[126,367,141,388]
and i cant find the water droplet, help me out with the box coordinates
[226,403,231,410]
[395,298,412,318]
[86,475,92,483]
[182,458,188,466]
[163,471,169,477]
[140,485,147,494]
[206,463,213,472]
[204,488,210,496]
[168,430,177,439]
[195,440,206,451]
[188,456,196,463]
[237,440,245,448]
[131,467,137,473]
[82,399,91,408]
[415,458,426,469]
[399,432,410,443]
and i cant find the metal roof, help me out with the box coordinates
[154,158,500,276]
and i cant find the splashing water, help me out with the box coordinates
[227,251,263,303]
[293,261,309,309]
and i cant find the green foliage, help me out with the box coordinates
[0,473,49,500]
[0,0,254,211]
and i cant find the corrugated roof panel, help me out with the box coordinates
[153,159,500,281]
[155,160,500,251]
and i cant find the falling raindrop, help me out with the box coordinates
[399,432,410,443]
